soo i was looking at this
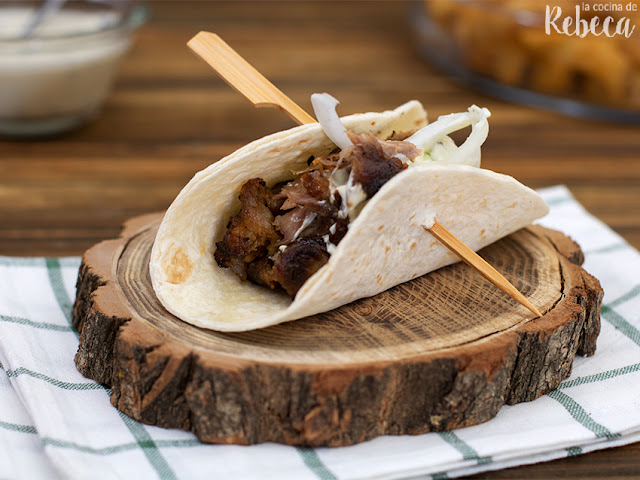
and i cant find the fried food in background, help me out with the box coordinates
[426,0,640,109]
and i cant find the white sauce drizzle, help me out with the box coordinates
[322,234,337,255]
[292,213,316,242]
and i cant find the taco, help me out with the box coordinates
[150,95,548,331]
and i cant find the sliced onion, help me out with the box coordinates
[311,93,354,150]
[445,106,490,167]
[407,105,491,155]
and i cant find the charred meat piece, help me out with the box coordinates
[246,257,278,289]
[329,216,349,245]
[274,167,340,245]
[294,150,342,175]
[273,207,313,245]
[271,237,330,296]
[214,178,282,278]
[378,137,422,161]
[345,132,410,198]
[276,169,334,216]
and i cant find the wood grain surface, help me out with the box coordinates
[73,217,601,446]
[2,0,639,475]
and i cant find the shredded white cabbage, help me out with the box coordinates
[407,105,491,168]
[412,138,457,165]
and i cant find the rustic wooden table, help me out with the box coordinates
[2,1,639,478]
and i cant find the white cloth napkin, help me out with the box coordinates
[1,185,639,480]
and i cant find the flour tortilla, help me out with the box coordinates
[150,101,548,331]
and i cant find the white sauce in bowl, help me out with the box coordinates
[0,6,136,136]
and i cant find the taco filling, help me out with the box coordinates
[150,98,549,332]
[214,131,421,296]
[214,94,491,297]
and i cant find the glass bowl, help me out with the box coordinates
[0,1,146,139]
[411,0,640,123]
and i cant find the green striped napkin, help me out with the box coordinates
[1,185,639,480]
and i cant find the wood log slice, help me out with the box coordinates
[72,213,602,447]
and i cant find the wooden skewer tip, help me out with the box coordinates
[423,223,542,318]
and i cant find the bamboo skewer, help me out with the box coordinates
[188,32,316,125]
[187,31,542,318]
[424,223,542,317]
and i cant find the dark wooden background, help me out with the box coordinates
[1,1,639,478]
